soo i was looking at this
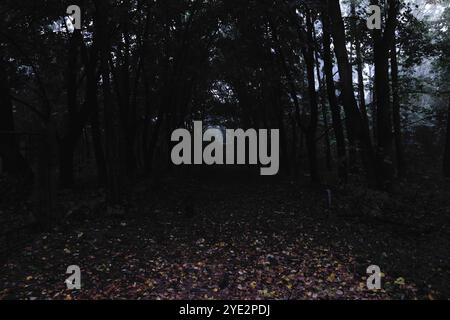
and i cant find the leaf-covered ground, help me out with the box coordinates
[0,169,448,300]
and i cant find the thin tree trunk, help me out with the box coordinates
[0,59,33,179]
[59,142,75,187]
[278,109,290,175]
[373,35,394,185]
[312,22,332,171]
[91,100,106,185]
[444,97,450,177]
[390,38,405,178]
[372,0,398,189]
[82,31,106,185]
[290,114,298,177]
[115,0,137,176]
[352,2,370,129]
[59,31,80,188]
[96,0,122,204]
[352,2,369,172]
[86,42,106,186]
[322,11,347,182]
[303,13,320,183]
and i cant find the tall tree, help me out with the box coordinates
[268,13,320,182]
[302,11,321,183]
[59,29,82,187]
[436,7,450,177]
[0,58,33,179]
[444,98,450,177]
[350,1,370,129]
[390,37,406,178]
[312,20,332,171]
[321,9,348,182]
[371,0,399,188]
[96,0,123,204]
[327,0,378,187]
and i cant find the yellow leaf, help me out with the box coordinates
[394,277,405,285]
[327,273,336,282]
[259,289,276,298]
[145,279,154,288]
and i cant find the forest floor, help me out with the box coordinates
[0,167,449,300]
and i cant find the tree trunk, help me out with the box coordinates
[0,59,33,179]
[36,123,58,228]
[96,0,122,204]
[59,141,75,188]
[274,82,290,175]
[322,11,348,182]
[278,109,290,175]
[444,97,450,177]
[59,30,81,188]
[290,114,298,177]
[352,2,370,130]
[372,0,398,189]
[114,1,137,176]
[303,13,320,183]
[312,22,332,171]
[327,0,378,187]
[390,38,405,178]
[81,29,106,186]
[373,36,394,186]
[90,102,106,185]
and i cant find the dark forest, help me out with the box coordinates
[0,0,449,301]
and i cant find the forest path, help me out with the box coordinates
[0,169,441,299]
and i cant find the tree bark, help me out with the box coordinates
[60,28,101,188]
[351,1,370,129]
[444,97,450,177]
[96,0,123,204]
[113,0,137,176]
[312,22,332,171]
[391,38,405,178]
[82,26,105,186]
[0,57,33,179]
[59,30,80,188]
[327,0,378,187]
[372,0,398,188]
[90,101,106,185]
[322,11,347,182]
[302,13,320,183]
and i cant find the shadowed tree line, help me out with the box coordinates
[0,0,449,221]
